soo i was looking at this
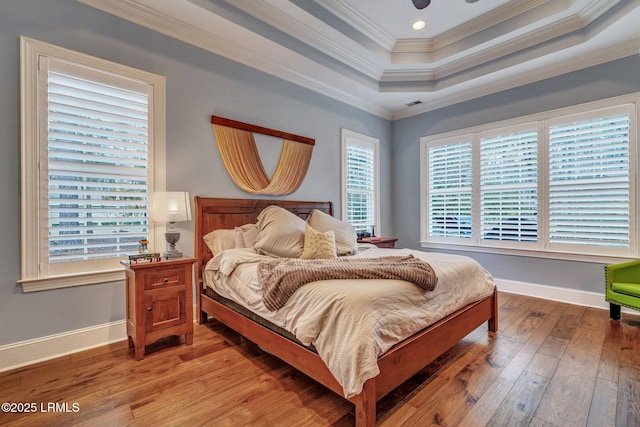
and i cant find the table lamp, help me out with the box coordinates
[151,191,192,258]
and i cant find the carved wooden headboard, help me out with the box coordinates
[193,197,333,291]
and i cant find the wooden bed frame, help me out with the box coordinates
[194,197,498,427]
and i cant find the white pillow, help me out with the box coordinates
[300,224,337,259]
[252,205,306,258]
[306,209,358,255]
[203,229,236,254]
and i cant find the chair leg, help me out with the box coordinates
[610,303,621,320]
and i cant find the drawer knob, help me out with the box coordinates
[163,277,169,283]
[146,306,153,312]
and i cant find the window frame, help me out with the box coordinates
[422,134,474,245]
[340,129,380,236]
[420,93,639,263]
[478,122,540,250]
[19,36,166,292]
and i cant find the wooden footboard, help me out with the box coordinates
[200,287,498,426]
[194,197,498,426]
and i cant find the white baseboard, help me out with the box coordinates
[0,320,126,373]
[494,278,636,314]
[0,304,201,373]
[0,284,631,373]
[495,278,606,308]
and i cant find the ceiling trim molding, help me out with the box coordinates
[394,0,549,53]
[225,0,385,80]
[78,0,640,120]
[78,0,393,119]
[391,38,640,120]
[579,0,623,23]
[382,14,587,84]
[317,0,396,51]
[232,0,621,81]
[431,15,587,80]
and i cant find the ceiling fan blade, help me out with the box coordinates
[412,0,431,9]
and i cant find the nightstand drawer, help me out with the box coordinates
[143,267,186,291]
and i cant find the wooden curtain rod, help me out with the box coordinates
[211,116,315,146]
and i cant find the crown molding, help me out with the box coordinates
[382,15,585,85]
[391,38,640,120]
[317,0,396,51]
[225,0,385,80]
[228,0,620,84]
[434,14,587,80]
[78,0,393,118]
[579,0,623,23]
[395,0,549,54]
[78,0,638,120]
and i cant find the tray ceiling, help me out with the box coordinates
[79,0,640,119]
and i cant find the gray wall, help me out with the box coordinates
[2,0,638,348]
[0,0,391,346]
[392,54,640,293]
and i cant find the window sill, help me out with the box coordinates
[18,268,126,293]
[419,241,633,265]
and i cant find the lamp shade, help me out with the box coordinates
[150,191,192,223]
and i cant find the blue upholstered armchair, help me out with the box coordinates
[605,260,640,320]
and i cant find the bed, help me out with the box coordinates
[194,197,498,426]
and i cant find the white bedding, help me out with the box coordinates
[204,247,495,398]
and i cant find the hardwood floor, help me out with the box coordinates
[1,291,639,426]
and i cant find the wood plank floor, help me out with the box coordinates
[1,291,639,426]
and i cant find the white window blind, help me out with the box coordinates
[46,61,150,263]
[20,37,166,291]
[428,140,472,239]
[421,95,637,260]
[346,143,375,232]
[548,110,631,251]
[341,129,379,235]
[480,128,538,243]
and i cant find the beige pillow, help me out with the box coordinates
[203,229,236,254]
[252,205,306,258]
[234,223,259,248]
[300,224,337,259]
[306,209,358,256]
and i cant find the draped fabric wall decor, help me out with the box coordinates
[211,116,315,195]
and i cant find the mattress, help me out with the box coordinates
[204,247,495,398]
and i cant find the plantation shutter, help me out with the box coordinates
[480,127,538,243]
[45,58,151,263]
[428,140,473,239]
[548,107,631,252]
[346,143,375,232]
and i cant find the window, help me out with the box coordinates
[426,138,473,240]
[547,110,631,253]
[421,97,638,260]
[341,129,380,235]
[480,126,538,245]
[20,37,166,291]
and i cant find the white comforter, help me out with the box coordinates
[204,247,495,398]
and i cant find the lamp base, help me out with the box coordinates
[164,231,183,259]
[164,249,183,259]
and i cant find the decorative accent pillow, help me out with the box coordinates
[252,205,306,258]
[306,209,358,256]
[203,229,236,254]
[300,224,337,259]
[234,223,259,248]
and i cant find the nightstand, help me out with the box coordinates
[357,237,398,248]
[121,257,196,360]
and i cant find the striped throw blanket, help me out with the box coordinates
[259,255,438,311]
